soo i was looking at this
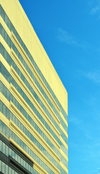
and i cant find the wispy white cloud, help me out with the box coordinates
[88,0,100,16]
[57,28,92,50]
[90,6,99,15]
[57,28,79,46]
[87,0,100,17]
[84,71,100,83]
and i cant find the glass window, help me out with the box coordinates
[20,123,23,132]
[0,101,2,111]
[20,158,23,166]
[5,164,9,174]
[0,121,2,132]
[2,161,5,173]
[3,103,6,116]
[0,81,3,93]
[0,161,1,171]
[12,169,15,174]
[9,167,12,174]
[15,172,18,174]
[17,155,20,164]
[23,159,25,168]
[26,162,28,170]
[13,115,16,124]
[2,142,5,154]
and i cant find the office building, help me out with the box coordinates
[0,0,68,173]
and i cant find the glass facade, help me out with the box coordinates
[0,140,38,174]
[0,2,68,174]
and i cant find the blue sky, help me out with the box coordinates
[19,0,100,174]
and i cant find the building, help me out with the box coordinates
[0,0,68,173]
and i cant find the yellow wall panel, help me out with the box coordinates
[0,112,9,127]
[60,111,68,127]
[0,73,10,91]
[0,16,11,37]
[0,53,10,73]
[60,149,68,162]
[33,162,49,174]
[60,124,68,139]
[60,161,68,174]
[60,136,68,150]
